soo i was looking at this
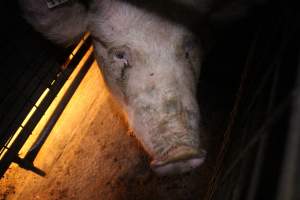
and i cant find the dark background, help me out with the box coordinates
[0,1,299,199]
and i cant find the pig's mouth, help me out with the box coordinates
[150,146,207,175]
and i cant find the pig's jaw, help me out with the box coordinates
[150,145,207,176]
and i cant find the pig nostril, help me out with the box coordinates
[150,73,154,76]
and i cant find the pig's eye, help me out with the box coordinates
[107,46,132,80]
[110,46,131,66]
[115,51,126,59]
[183,39,198,60]
[180,37,202,78]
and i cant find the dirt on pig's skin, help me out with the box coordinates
[0,63,214,200]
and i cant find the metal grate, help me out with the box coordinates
[205,1,299,200]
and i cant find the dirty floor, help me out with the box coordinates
[0,59,223,200]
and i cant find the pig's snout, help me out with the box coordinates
[128,90,206,175]
[150,146,206,176]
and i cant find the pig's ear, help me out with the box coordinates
[19,0,90,45]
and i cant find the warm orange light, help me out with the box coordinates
[19,45,94,157]
[0,35,116,199]
[71,33,90,56]
[35,88,50,107]
[21,107,37,127]
[1,127,24,160]
[0,148,7,160]
[2,36,93,158]
[63,32,90,69]
[3,87,51,152]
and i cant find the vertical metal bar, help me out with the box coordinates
[276,53,300,200]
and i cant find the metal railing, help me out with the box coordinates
[0,34,93,177]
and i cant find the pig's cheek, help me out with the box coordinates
[102,62,131,104]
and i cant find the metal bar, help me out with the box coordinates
[0,70,68,177]
[24,52,94,164]
[276,53,300,200]
[204,23,262,200]
[0,41,92,177]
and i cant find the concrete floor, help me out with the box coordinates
[0,59,214,200]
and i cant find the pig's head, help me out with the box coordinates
[20,0,208,175]
[90,1,207,175]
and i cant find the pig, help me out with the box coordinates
[19,0,263,175]
[88,1,207,175]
